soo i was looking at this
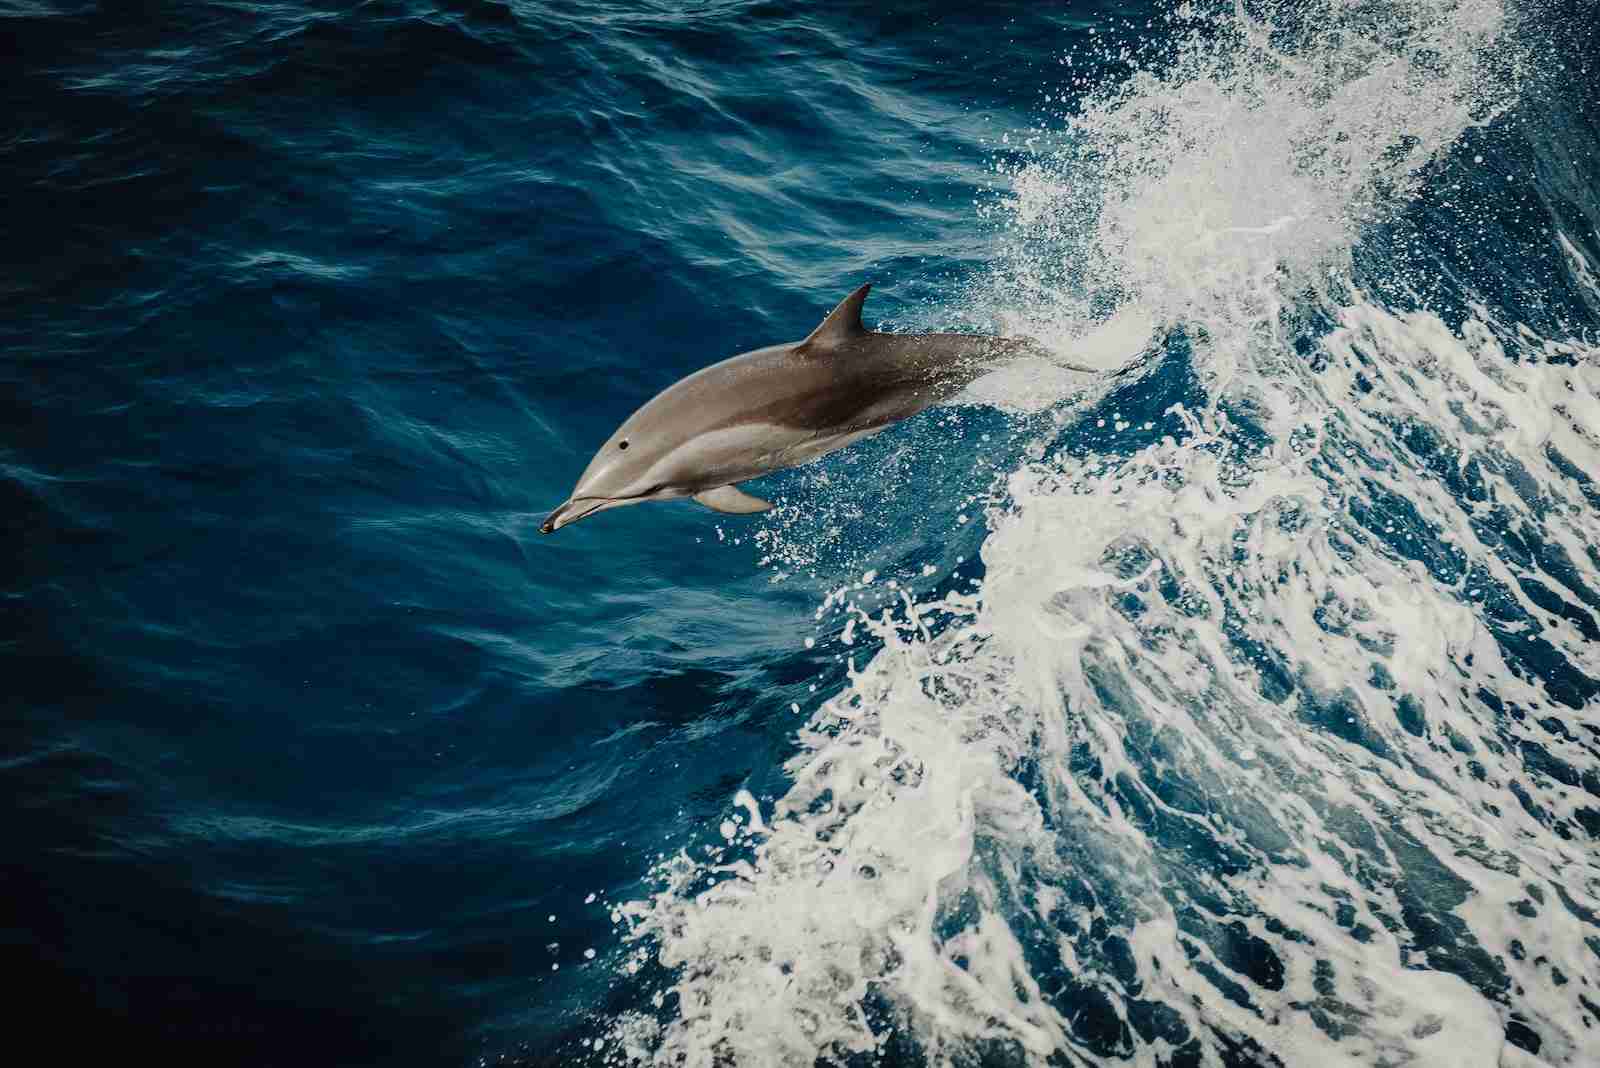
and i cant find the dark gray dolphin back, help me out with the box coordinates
[795,284,1033,430]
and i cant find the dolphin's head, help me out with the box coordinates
[544,327,851,530]
[539,337,816,533]
[540,374,747,534]
[540,410,685,533]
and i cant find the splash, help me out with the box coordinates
[606,0,1600,1064]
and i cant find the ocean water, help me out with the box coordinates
[7,0,1600,1064]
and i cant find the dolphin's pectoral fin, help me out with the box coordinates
[693,485,773,515]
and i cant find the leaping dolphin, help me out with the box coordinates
[540,283,1076,533]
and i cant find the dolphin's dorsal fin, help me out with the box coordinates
[693,485,772,514]
[800,283,872,350]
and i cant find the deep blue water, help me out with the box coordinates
[8,1,1600,1066]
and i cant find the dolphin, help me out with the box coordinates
[540,283,1082,533]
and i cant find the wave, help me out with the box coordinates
[599,1,1600,1065]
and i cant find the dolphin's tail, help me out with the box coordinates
[1004,334,1156,379]
[949,332,1160,416]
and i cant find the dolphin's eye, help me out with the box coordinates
[618,440,630,450]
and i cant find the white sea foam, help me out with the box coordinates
[605,1,1600,1064]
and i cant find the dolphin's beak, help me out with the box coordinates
[539,497,608,534]
[540,487,672,533]
[540,499,577,534]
